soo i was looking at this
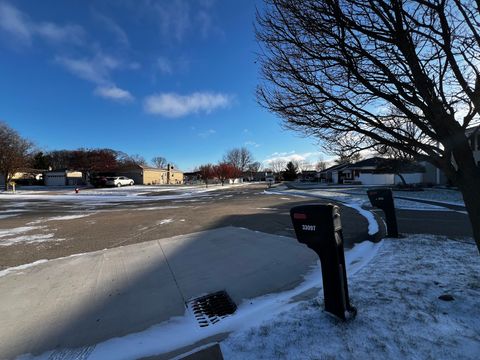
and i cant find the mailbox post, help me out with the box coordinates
[290,204,356,320]
[367,188,399,238]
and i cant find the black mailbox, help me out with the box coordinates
[367,188,398,238]
[290,204,356,320]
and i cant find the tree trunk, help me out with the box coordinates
[450,138,480,254]
[457,173,480,255]
[3,172,9,191]
[396,172,407,187]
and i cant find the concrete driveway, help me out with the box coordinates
[0,227,318,359]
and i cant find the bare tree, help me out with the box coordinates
[294,160,313,172]
[315,156,327,172]
[0,122,32,190]
[223,147,254,172]
[152,156,168,169]
[257,0,480,251]
[268,159,287,174]
[118,153,147,167]
[248,161,262,173]
[333,152,362,165]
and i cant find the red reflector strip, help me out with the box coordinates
[293,213,307,220]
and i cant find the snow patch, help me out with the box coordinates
[20,239,382,360]
[342,202,379,236]
[0,259,49,278]
[0,233,57,246]
[157,219,174,225]
[221,235,480,360]
[0,214,19,219]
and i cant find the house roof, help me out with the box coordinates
[321,163,349,173]
[344,157,386,169]
[344,157,425,173]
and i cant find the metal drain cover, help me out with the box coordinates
[187,290,237,327]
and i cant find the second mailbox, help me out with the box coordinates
[290,204,355,320]
[367,188,398,238]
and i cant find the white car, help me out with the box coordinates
[105,176,134,187]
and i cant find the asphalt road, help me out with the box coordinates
[0,183,473,269]
[0,184,370,269]
[396,209,472,238]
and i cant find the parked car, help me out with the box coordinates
[105,176,134,187]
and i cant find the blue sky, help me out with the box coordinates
[0,0,327,171]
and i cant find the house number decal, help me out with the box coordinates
[302,224,316,231]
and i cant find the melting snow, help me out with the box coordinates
[157,219,174,225]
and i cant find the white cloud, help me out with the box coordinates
[0,2,31,42]
[0,2,84,45]
[144,92,232,118]
[55,56,108,84]
[198,129,216,138]
[156,56,173,74]
[55,54,134,103]
[138,0,222,42]
[262,151,322,168]
[92,10,129,46]
[244,141,260,148]
[94,85,134,102]
[0,2,135,103]
[151,0,191,42]
[34,22,84,44]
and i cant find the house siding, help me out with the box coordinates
[358,173,395,185]
[394,173,423,184]
[118,167,184,185]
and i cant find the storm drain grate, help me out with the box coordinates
[187,290,237,327]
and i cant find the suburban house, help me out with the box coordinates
[320,157,425,185]
[0,169,44,187]
[44,169,83,186]
[298,170,320,182]
[421,124,480,186]
[321,163,350,183]
[116,164,184,185]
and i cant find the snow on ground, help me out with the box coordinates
[222,235,480,360]
[0,226,62,246]
[18,235,480,360]
[0,259,49,278]
[156,219,174,225]
[28,214,94,224]
[269,187,456,212]
[291,184,465,207]
[0,183,246,207]
[0,214,19,219]
[19,240,381,360]
[0,252,91,278]
[264,189,380,236]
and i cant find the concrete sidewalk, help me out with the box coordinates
[0,227,317,359]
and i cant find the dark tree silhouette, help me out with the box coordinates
[257,0,480,252]
[0,122,32,190]
[283,161,298,181]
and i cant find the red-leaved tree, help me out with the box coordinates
[214,162,240,185]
